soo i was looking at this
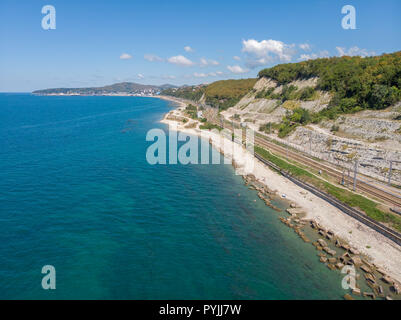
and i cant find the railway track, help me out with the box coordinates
[254,153,401,246]
[213,118,401,207]
[253,135,401,207]
[186,106,401,245]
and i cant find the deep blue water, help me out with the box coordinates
[0,94,346,299]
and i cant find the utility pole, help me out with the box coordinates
[286,144,289,160]
[353,161,358,191]
[388,160,393,186]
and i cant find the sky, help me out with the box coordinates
[0,0,400,92]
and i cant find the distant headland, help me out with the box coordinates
[32,82,177,96]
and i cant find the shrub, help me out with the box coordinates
[199,122,221,131]
[331,124,340,132]
[299,87,316,101]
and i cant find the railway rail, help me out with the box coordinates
[253,136,401,207]
[175,100,401,246]
[215,119,401,208]
[254,153,401,247]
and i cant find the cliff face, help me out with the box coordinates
[222,77,401,184]
[221,77,331,125]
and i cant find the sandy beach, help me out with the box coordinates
[159,99,401,285]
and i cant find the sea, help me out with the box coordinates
[0,94,347,299]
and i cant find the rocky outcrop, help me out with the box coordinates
[221,77,331,128]
[321,116,401,144]
[287,126,401,184]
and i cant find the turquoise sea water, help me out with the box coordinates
[0,94,347,299]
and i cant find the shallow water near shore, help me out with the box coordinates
[0,94,348,299]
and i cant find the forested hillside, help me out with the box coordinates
[258,51,401,119]
[163,52,401,135]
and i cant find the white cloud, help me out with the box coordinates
[299,43,311,51]
[199,58,220,67]
[233,56,241,61]
[144,54,163,62]
[336,46,376,57]
[184,46,194,53]
[137,73,144,79]
[298,54,316,61]
[200,58,208,66]
[242,39,295,68]
[245,57,274,68]
[193,72,208,78]
[120,53,132,60]
[227,65,249,74]
[298,50,329,61]
[193,72,220,78]
[216,71,224,75]
[167,55,194,67]
[162,75,176,80]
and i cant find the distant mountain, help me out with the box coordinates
[32,82,178,95]
[158,84,178,90]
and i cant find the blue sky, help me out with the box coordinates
[0,0,400,92]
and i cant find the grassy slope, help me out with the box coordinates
[203,78,257,110]
[163,78,257,111]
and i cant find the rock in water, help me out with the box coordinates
[350,256,362,266]
[381,275,393,285]
[344,294,354,300]
[390,284,401,295]
[318,239,328,247]
[360,265,372,273]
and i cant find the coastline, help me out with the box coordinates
[158,97,401,287]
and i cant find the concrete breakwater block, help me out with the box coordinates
[323,247,337,256]
[317,239,328,247]
[327,264,336,271]
[328,257,337,264]
[344,294,354,300]
[360,265,372,273]
[349,247,360,255]
[336,262,345,269]
[390,284,401,295]
[381,275,393,285]
[320,256,328,263]
[350,256,363,267]
[363,292,375,299]
[286,208,305,216]
[365,273,376,285]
